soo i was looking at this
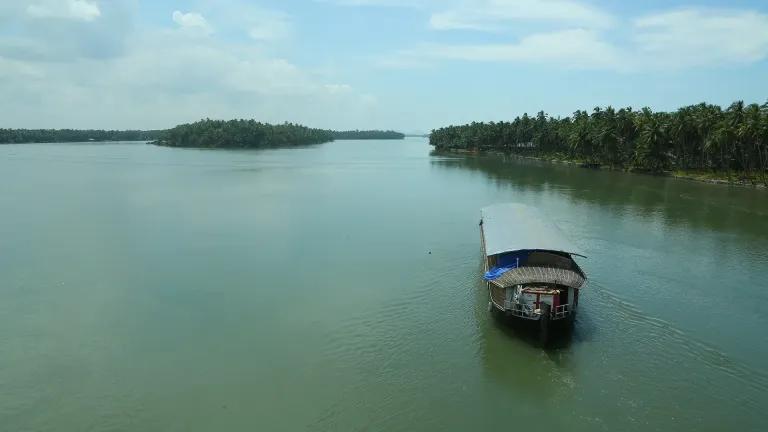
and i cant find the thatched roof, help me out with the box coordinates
[490,266,586,289]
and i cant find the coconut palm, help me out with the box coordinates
[739,103,767,185]
[427,99,765,182]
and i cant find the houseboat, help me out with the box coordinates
[480,203,587,343]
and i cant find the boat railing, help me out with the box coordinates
[553,304,569,319]
[507,303,570,320]
[507,302,537,319]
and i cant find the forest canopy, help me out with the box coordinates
[0,129,162,143]
[332,130,405,140]
[430,101,768,184]
[153,119,334,148]
[1,122,405,146]
[154,120,406,148]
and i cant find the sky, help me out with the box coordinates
[1,0,767,132]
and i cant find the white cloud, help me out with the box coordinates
[378,6,768,72]
[633,8,768,68]
[1,0,132,61]
[188,2,293,43]
[374,54,432,69]
[246,10,292,42]
[324,84,353,94]
[0,57,45,80]
[429,0,615,31]
[27,0,101,21]
[435,29,619,66]
[0,4,378,130]
[5,0,766,133]
[360,93,378,106]
[379,29,621,69]
[316,0,431,6]
[172,10,213,35]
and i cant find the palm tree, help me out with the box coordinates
[727,101,748,178]
[694,104,722,171]
[426,99,763,183]
[635,108,669,172]
[568,111,592,162]
[671,108,699,170]
[739,103,766,185]
[704,121,733,179]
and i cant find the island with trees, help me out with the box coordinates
[430,101,768,186]
[153,120,406,148]
[153,119,335,148]
[0,129,162,143]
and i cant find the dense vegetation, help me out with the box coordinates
[154,120,405,148]
[1,122,405,147]
[154,119,334,148]
[332,130,404,140]
[430,101,768,185]
[0,129,162,143]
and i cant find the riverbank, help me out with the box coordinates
[668,169,767,187]
[434,148,767,188]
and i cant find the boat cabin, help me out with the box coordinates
[480,203,586,341]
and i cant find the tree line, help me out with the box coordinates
[154,120,405,148]
[332,130,404,140]
[430,101,768,184]
[154,119,335,148]
[1,121,406,147]
[0,129,162,143]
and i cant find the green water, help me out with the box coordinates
[1,140,766,431]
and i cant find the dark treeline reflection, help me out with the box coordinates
[430,152,768,240]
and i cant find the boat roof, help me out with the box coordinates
[490,266,586,289]
[481,203,584,257]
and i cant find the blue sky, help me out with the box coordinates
[1,0,767,132]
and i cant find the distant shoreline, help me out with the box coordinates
[0,129,161,144]
[1,124,406,145]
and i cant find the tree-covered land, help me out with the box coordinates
[154,119,334,148]
[332,130,405,140]
[1,121,405,147]
[154,120,405,147]
[0,129,162,143]
[430,101,768,185]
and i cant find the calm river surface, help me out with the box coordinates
[1,139,767,431]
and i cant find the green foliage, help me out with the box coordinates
[1,121,406,148]
[0,129,162,143]
[332,130,405,140]
[154,119,334,148]
[430,101,768,183]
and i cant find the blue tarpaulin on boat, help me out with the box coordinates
[483,265,517,281]
[485,251,526,280]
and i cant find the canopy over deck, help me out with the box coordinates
[481,203,583,257]
[490,266,586,289]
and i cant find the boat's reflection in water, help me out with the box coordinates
[490,312,576,349]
